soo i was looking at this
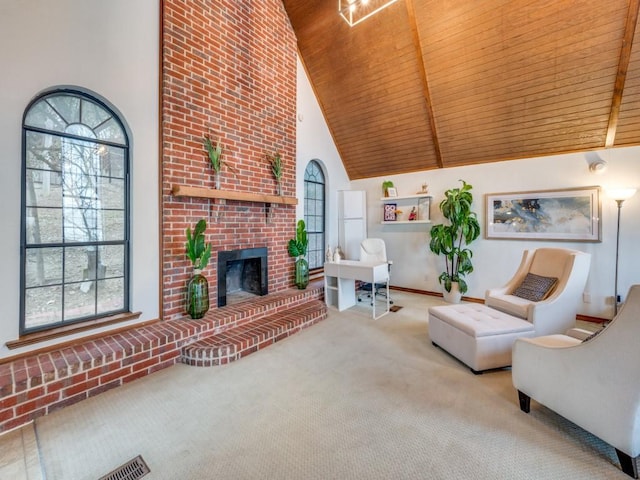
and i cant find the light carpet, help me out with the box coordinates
[33,292,625,479]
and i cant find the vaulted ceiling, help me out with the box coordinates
[282,0,640,180]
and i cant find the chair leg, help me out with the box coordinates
[517,390,531,413]
[616,449,639,478]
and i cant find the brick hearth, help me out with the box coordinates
[0,283,325,433]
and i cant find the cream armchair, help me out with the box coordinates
[512,285,640,478]
[485,248,591,336]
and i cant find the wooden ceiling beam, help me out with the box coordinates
[404,0,444,168]
[605,0,640,147]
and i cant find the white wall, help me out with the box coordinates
[351,149,640,318]
[0,0,160,358]
[296,58,351,250]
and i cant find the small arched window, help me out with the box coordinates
[21,89,130,334]
[304,160,326,270]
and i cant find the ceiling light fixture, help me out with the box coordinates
[339,0,400,27]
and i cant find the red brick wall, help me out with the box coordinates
[162,0,298,320]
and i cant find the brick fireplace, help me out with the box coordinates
[162,0,298,320]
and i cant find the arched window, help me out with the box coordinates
[21,89,130,334]
[304,160,326,270]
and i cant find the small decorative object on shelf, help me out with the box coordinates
[384,203,397,221]
[382,180,394,197]
[288,219,309,289]
[325,245,333,262]
[408,207,417,221]
[420,183,428,194]
[265,150,284,196]
[333,249,341,263]
[185,219,212,319]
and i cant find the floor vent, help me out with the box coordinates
[98,455,150,480]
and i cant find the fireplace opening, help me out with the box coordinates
[217,247,268,307]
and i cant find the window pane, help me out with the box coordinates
[103,146,126,179]
[64,283,96,321]
[99,245,125,278]
[26,169,62,208]
[24,100,67,132]
[63,208,101,243]
[26,207,62,244]
[64,246,98,283]
[25,132,62,171]
[80,99,111,129]
[25,247,62,288]
[97,278,125,314]
[103,210,125,241]
[25,285,62,329]
[99,177,125,209]
[95,118,125,145]
[47,95,80,124]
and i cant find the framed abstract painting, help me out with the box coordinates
[485,186,601,242]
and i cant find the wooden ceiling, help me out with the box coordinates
[282,0,640,180]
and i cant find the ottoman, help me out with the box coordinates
[428,303,535,373]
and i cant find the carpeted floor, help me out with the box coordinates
[7,292,625,479]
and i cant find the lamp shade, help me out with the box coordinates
[607,188,637,202]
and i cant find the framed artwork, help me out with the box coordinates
[386,187,398,197]
[383,203,397,221]
[485,186,601,242]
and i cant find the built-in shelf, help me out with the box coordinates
[380,194,431,201]
[381,220,431,225]
[171,184,298,205]
[380,193,431,224]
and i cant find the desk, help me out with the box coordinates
[324,260,390,319]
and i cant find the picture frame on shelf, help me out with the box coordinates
[386,187,398,197]
[383,203,397,221]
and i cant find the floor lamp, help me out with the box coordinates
[610,188,637,317]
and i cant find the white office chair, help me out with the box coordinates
[357,238,392,305]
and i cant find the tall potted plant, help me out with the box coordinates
[185,219,212,319]
[288,219,309,289]
[429,180,480,303]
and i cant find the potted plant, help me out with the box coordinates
[288,219,309,289]
[382,180,394,197]
[185,219,212,319]
[429,180,480,303]
[204,135,235,189]
[265,150,284,196]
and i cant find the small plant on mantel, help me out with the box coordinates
[203,134,235,189]
[265,150,284,196]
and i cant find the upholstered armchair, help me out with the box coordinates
[485,248,591,336]
[512,284,640,478]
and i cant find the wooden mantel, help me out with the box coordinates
[171,184,298,205]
